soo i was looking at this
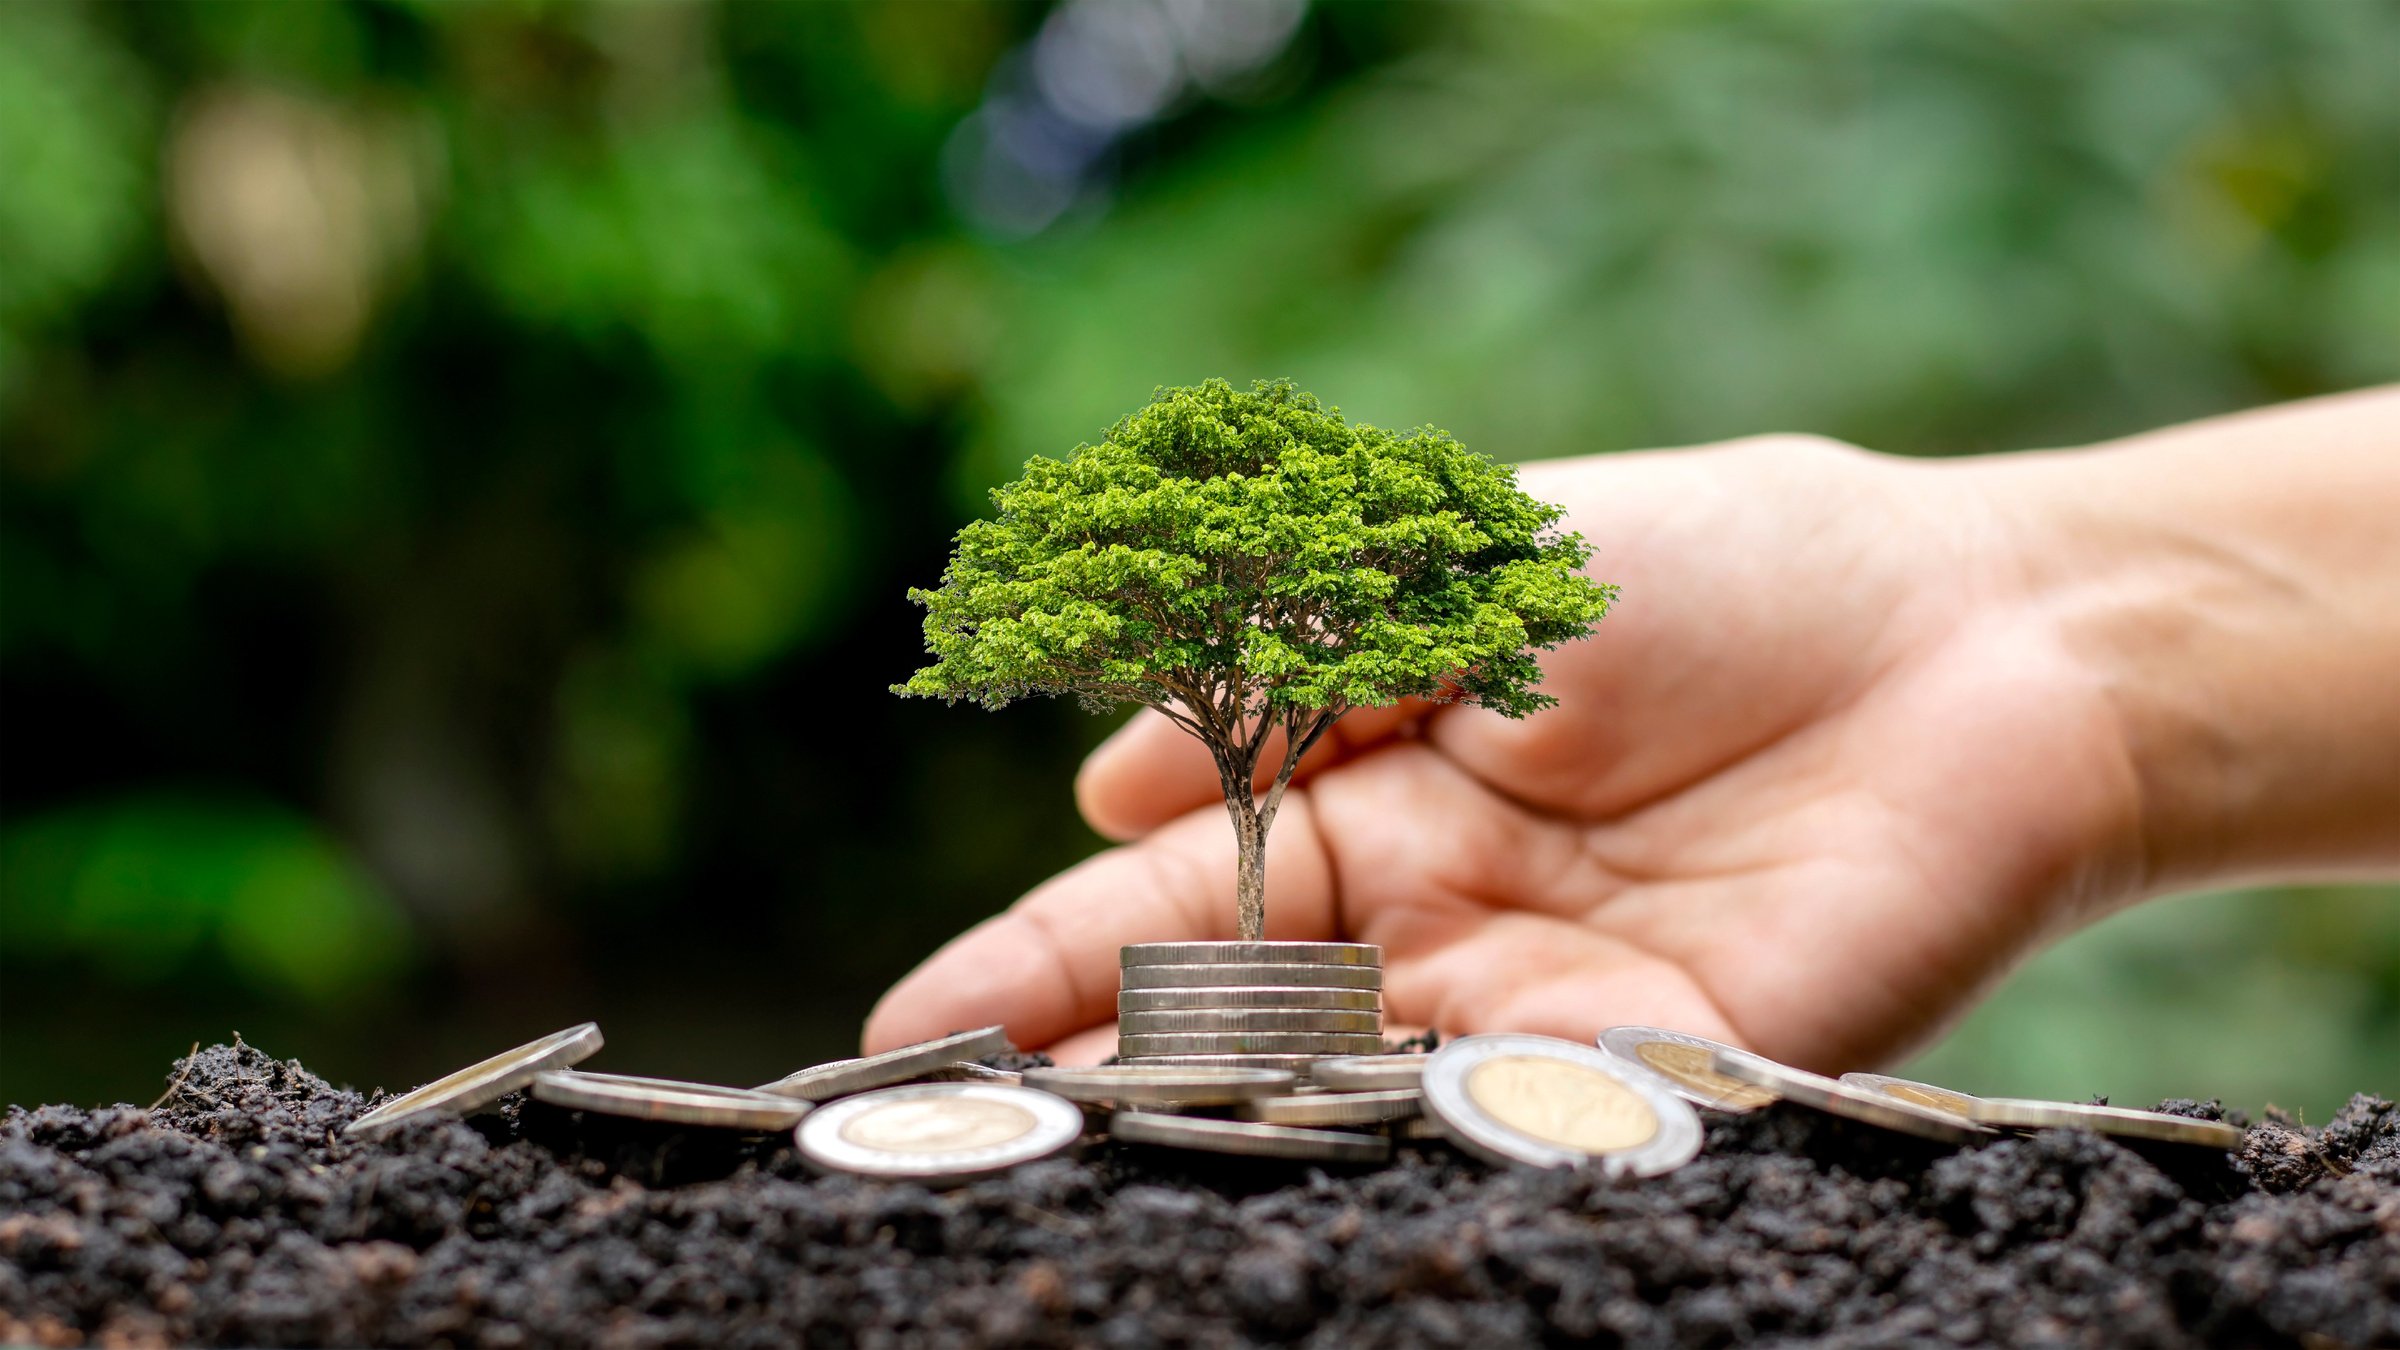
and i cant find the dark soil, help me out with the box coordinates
[2,1041,2394,1348]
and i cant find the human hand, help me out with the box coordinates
[868,432,2163,1070]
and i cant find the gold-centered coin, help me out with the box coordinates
[1423,1033,1703,1174]
[1467,1056,1660,1153]
[1597,1027,1777,1112]
[842,1095,1035,1153]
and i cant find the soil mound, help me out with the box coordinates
[2,1041,2393,1347]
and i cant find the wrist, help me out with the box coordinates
[1963,397,2400,900]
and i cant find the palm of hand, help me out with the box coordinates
[868,439,2135,1070]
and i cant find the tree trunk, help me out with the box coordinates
[1233,803,1267,941]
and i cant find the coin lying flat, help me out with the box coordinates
[1119,986,1384,1014]
[1121,941,1381,968]
[1709,1051,1989,1145]
[1964,1097,2246,1149]
[1118,1008,1382,1036]
[1310,1054,1430,1090]
[1120,963,1383,991]
[346,1023,604,1137]
[1111,1110,1391,1163]
[1118,1031,1385,1057]
[531,1071,810,1131]
[1598,1026,1778,1113]
[1112,1054,1336,1072]
[1422,1034,1703,1174]
[1840,1072,1982,1119]
[1239,1089,1423,1127]
[1022,1064,1295,1106]
[796,1083,1083,1185]
[756,1027,1011,1101]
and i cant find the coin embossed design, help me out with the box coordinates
[1840,1072,1981,1119]
[1423,1034,1702,1173]
[1120,963,1384,990]
[756,1027,1010,1101]
[1110,1110,1391,1163]
[346,1023,604,1137]
[796,1083,1082,1184]
[1964,1097,2245,1150]
[1119,987,1383,1014]
[530,1071,809,1131]
[1709,1051,1991,1145]
[1310,1054,1430,1090]
[1469,1056,1659,1152]
[1021,1064,1295,1105]
[1597,1027,1778,1112]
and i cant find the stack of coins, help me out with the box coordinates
[1117,941,1383,1071]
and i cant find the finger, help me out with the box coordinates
[862,792,1341,1055]
[1041,1023,1118,1066]
[1076,699,1436,842]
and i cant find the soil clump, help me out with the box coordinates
[2,1041,2393,1347]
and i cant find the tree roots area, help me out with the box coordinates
[1,1043,2394,1348]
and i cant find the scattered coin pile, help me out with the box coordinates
[335,952,2246,1187]
[1116,941,1384,1071]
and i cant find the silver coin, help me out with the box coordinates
[1118,1008,1382,1036]
[1423,1034,1703,1174]
[1839,1072,1983,1120]
[918,1062,1024,1086]
[1118,986,1384,1014]
[1309,1054,1430,1090]
[1395,1114,1449,1142]
[1022,1064,1296,1105]
[1964,1097,2246,1149]
[795,1083,1083,1185]
[1120,963,1383,990]
[1240,1089,1423,1127]
[1110,1110,1391,1163]
[756,1027,1011,1101]
[346,1023,603,1137]
[1709,1051,1990,1145]
[1111,1054,1336,1072]
[1121,941,1381,968]
[530,1071,810,1131]
[1597,1026,1778,1113]
[1117,1031,1386,1057]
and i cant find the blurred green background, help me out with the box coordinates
[3,0,2394,1121]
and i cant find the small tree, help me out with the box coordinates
[898,379,1613,941]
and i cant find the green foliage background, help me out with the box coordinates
[3,0,2394,1116]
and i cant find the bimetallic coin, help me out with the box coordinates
[1240,1089,1423,1127]
[531,1071,809,1131]
[756,1027,1011,1102]
[346,1023,603,1137]
[796,1083,1083,1186]
[1121,963,1383,991]
[1119,986,1383,1014]
[1117,1031,1385,1057]
[1840,1072,1982,1119]
[1117,1008,1382,1036]
[1112,1054,1335,1072]
[1709,1051,1990,1145]
[1121,941,1381,968]
[1111,1110,1391,1163]
[1022,1064,1295,1106]
[1965,1097,2246,1150]
[1598,1027,1778,1113]
[1423,1034,1703,1174]
[1310,1054,1430,1091]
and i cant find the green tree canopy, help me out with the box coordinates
[900,379,1612,938]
